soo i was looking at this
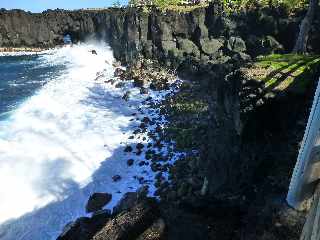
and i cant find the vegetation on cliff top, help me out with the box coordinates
[243,54,320,94]
[129,0,308,12]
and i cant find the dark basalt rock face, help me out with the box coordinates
[0,9,100,47]
[1,4,319,54]
[86,193,112,213]
[58,195,165,240]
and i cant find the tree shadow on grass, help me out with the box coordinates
[262,56,319,94]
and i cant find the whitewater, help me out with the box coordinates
[0,42,178,239]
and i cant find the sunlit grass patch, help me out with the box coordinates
[255,54,320,92]
[160,3,209,12]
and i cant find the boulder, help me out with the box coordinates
[161,40,177,55]
[86,193,112,213]
[200,38,224,55]
[246,35,283,55]
[113,186,149,215]
[57,211,111,240]
[140,87,149,94]
[262,35,284,53]
[93,199,160,240]
[177,39,200,58]
[127,159,134,166]
[57,217,93,240]
[114,67,125,78]
[112,175,122,182]
[227,36,246,53]
[136,143,145,150]
[124,145,133,152]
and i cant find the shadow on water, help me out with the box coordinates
[0,81,149,240]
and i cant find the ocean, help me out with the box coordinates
[0,42,176,240]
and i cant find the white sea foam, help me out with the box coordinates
[0,42,179,240]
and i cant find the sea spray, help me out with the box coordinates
[0,42,181,240]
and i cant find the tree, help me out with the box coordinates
[293,0,319,54]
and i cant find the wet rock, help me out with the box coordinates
[154,140,163,149]
[115,82,125,88]
[124,145,133,152]
[114,67,125,78]
[136,143,145,150]
[134,77,147,88]
[140,87,149,94]
[57,217,93,240]
[151,163,161,172]
[133,129,141,135]
[142,117,150,124]
[137,176,145,184]
[155,125,162,133]
[155,172,163,181]
[91,209,112,222]
[122,91,130,101]
[94,199,160,240]
[86,193,112,213]
[112,175,122,182]
[113,186,149,215]
[127,159,134,166]
[139,161,147,166]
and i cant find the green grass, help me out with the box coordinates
[159,3,209,12]
[254,54,320,93]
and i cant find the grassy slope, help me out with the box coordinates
[250,54,320,94]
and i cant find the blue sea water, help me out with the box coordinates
[0,54,65,119]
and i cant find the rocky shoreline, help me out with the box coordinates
[56,51,319,239]
[2,2,320,240]
[56,58,184,240]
